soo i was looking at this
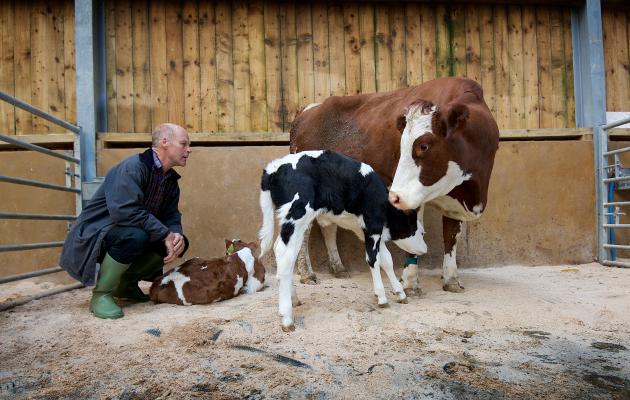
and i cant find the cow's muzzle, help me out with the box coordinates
[389,192,401,208]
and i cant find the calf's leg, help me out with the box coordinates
[364,233,388,307]
[275,218,310,332]
[378,242,407,303]
[442,217,464,292]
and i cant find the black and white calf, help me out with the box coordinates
[258,150,427,331]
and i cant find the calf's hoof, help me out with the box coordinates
[377,302,390,309]
[397,297,408,304]
[299,274,318,285]
[442,283,465,293]
[281,324,296,332]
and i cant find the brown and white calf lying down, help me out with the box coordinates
[149,240,265,305]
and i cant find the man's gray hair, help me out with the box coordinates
[151,124,176,147]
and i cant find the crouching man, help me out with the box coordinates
[59,123,192,319]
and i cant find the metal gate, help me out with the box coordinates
[0,91,84,311]
[596,115,630,268]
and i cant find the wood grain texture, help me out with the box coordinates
[199,2,218,133]
[183,1,201,132]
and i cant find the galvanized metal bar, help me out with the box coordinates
[603,176,630,183]
[0,176,81,193]
[0,212,76,221]
[603,224,630,229]
[0,134,80,163]
[0,266,63,284]
[0,282,84,312]
[603,116,630,130]
[572,0,606,128]
[601,260,630,268]
[596,126,608,262]
[75,0,104,183]
[0,91,80,133]
[603,201,630,207]
[74,129,83,214]
[0,242,64,252]
[603,147,630,157]
[603,244,630,250]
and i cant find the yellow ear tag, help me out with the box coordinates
[227,243,236,255]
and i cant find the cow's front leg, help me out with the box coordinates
[442,217,464,292]
[318,220,350,278]
[401,255,420,296]
[401,205,425,296]
[295,223,318,284]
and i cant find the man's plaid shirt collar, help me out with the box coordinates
[151,149,175,178]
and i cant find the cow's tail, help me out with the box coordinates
[258,171,275,257]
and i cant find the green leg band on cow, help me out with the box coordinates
[405,256,419,265]
[113,252,164,303]
[90,253,130,319]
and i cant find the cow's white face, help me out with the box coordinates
[389,101,471,210]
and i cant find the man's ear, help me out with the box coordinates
[445,103,469,136]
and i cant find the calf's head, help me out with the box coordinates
[387,206,427,256]
[389,100,472,210]
[225,238,259,256]
[225,239,266,290]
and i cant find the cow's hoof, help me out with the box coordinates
[299,274,318,285]
[282,324,296,332]
[403,287,423,297]
[442,283,465,293]
[397,297,408,304]
[333,270,350,279]
[377,302,390,309]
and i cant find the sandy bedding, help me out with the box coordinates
[1,262,629,399]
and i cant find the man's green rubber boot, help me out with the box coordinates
[113,252,164,302]
[90,253,130,319]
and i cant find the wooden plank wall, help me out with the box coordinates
[103,0,577,132]
[2,1,603,136]
[602,6,630,113]
[0,0,76,135]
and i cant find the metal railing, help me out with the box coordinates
[596,115,630,268]
[0,91,84,307]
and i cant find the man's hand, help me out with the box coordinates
[164,232,185,263]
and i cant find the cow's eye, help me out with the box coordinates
[420,143,429,151]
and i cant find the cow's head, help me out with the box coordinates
[389,100,472,210]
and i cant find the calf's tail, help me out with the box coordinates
[258,171,275,257]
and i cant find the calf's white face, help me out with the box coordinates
[389,102,471,210]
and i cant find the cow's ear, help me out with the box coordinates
[445,103,469,136]
[431,110,447,137]
[396,114,407,133]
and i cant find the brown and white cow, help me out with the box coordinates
[149,239,265,305]
[290,77,499,293]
